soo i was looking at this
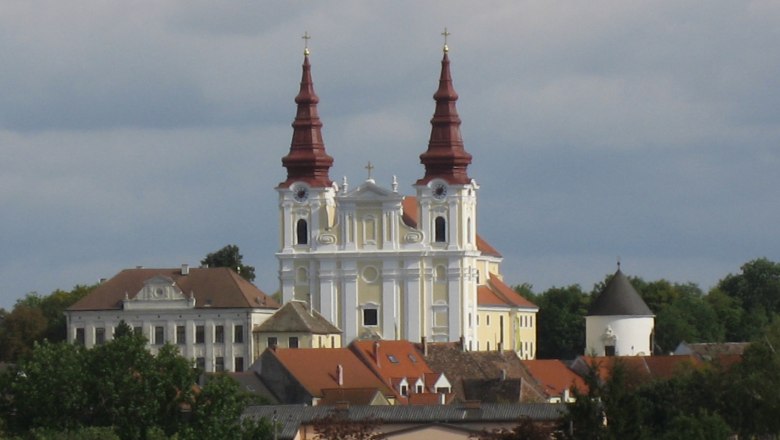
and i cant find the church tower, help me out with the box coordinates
[277,46,336,305]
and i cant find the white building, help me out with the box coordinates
[274,44,537,355]
[65,265,278,372]
[585,267,655,356]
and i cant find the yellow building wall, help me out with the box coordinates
[252,331,342,360]
[475,308,536,359]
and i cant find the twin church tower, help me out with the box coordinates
[275,38,538,357]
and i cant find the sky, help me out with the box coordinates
[1,1,779,308]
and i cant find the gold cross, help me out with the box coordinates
[441,27,450,52]
[365,161,375,179]
[302,31,311,55]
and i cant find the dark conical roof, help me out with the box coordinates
[587,269,653,316]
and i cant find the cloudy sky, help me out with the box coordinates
[2,1,779,308]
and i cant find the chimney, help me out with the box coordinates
[459,335,465,352]
[497,341,502,352]
[373,341,381,367]
[421,336,428,356]
[337,364,344,386]
[181,264,189,275]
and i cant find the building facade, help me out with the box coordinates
[275,44,537,355]
[66,266,278,372]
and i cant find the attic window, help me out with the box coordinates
[408,354,417,363]
[387,354,399,364]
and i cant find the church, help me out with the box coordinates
[274,38,538,357]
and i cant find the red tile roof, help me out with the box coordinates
[68,267,279,311]
[478,274,537,309]
[401,197,501,257]
[350,340,440,402]
[575,355,702,384]
[270,347,393,398]
[521,360,588,397]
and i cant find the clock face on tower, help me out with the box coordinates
[292,184,309,202]
[432,182,448,200]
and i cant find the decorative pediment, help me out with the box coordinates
[339,180,404,202]
[123,276,195,310]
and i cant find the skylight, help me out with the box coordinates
[387,354,399,364]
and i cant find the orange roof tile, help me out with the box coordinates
[68,267,278,311]
[576,355,702,384]
[401,197,501,257]
[522,360,588,397]
[350,340,436,399]
[477,274,537,309]
[271,348,393,398]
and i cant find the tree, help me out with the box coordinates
[0,304,47,361]
[181,373,272,440]
[533,285,589,359]
[201,244,256,282]
[715,258,780,341]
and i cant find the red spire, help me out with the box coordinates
[416,50,472,185]
[279,53,334,188]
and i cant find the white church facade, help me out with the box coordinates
[275,43,537,357]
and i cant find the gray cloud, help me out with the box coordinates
[1,1,779,307]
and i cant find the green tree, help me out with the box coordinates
[181,374,271,440]
[715,258,780,341]
[201,244,256,282]
[0,303,47,361]
[534,285,589,359]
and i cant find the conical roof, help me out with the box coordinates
[279,52,334,188]
[587,269,653,316]
[416,48,472,185]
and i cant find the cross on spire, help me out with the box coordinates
[302,31,311,55]
[365,161,375,180]
[441,27,450,52]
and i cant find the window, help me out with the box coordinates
[416,385,424,393]
[408,353,417,363]
[75,328,85,345]
[154,326,164,345]
[486,315,490,326]
[95,327,105,345]
[234,325,244,343]
[235,357,244,372]
[605,345,616,356]
[400,385,408,396]
[434,216,446,242]
[363,308,378,326]
[387,354,399,364]
[215,325,224,343]
[215,357,225,372]
[196,357,205,371]
[288,337,299,348]
[196,325,205,344]
[176,325,186,345]
[296,219,308,245]
[267,337,278,348]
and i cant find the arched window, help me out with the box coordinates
[434,216,446,243]
[296,219,308,245]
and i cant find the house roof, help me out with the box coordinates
[68,267,279,311]
[587,269,653,316]
[478,273,537,309]
[420,342,542,403]
[243,403,568,440]
[521,359,588,397]
[350,340,439,402]
[319,388,390,406]
[268,347,394,398]
[572,355,702,384]
[674,342,750,358]
[221,372,279,404]
[401,197,502,258]
[253,300,341,334]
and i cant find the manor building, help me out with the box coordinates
[275,43,537,356]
